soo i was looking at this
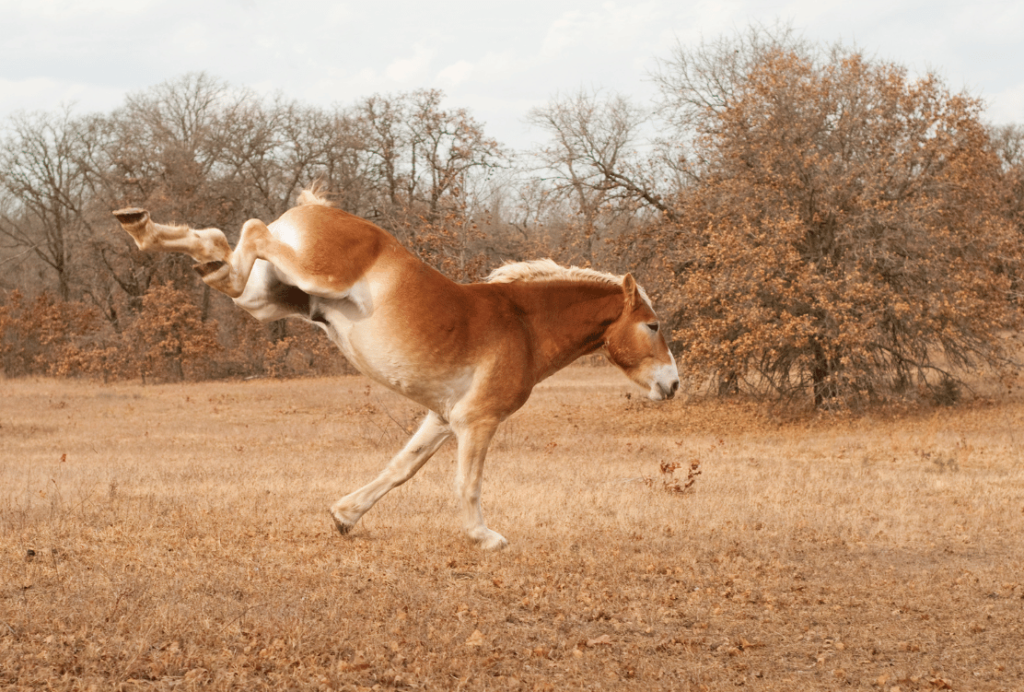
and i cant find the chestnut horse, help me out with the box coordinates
[113,188,679,549]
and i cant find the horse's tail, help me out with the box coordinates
[296,180,333,208]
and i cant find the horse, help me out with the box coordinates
[112,187,679,550]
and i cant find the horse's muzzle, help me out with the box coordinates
[650,378,679,401]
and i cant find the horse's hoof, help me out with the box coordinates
[194,260,227,278]
[472,529,509,551]
[112,208,149,227]
[330,512,354,536]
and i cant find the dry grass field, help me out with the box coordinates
[2,367,1024,691]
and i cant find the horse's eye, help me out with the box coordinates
[647,322,659,333]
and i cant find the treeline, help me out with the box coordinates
[3,26,1024,407]
[0,77,537,382]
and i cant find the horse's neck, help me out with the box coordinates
[518,281,623,379]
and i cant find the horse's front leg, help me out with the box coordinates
[452,419,506,550]
[330,411,452,535]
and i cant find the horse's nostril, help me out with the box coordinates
[668,380,679,398]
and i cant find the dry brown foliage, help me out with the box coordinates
[115,282,222,383]
[645,459,702,495]
[517,28,1024,408]
[662,47,1023,408]
[0,290,108,378]
[220,313,348,381]
[397,208,492,284]
[3,368,1023,690]
[0,284,355,382]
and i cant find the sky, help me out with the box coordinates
[1,0,1022,152]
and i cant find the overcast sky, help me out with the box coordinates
[1,0,1021,151]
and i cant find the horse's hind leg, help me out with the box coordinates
[330,411,452,535]
[113,209,299,299]
[113,208,232,267]
[192,218,283,298]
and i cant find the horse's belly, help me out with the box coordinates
[319,304,472,413]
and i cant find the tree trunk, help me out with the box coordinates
[811,341,838,408]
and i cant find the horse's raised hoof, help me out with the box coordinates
[194,260,227,278]
[112,208,150,229]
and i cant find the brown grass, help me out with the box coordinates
[2,368,1023,691]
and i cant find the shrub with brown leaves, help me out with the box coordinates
[660,42,1022,407]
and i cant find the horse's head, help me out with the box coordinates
[604,274,680,401]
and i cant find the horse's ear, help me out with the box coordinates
[622,273,640,310]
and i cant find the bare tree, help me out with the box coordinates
[106,72,244,224]
[349,90,509,278]
[0,106,100,299]
[280,105,368,215]
[526,89,672,266]
[405,89,507,221]
[353,91,507,227]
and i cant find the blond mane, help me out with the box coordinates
[486,259,621,286]
[486,259,651,305]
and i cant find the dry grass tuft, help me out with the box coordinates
[2,368,1023,690]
